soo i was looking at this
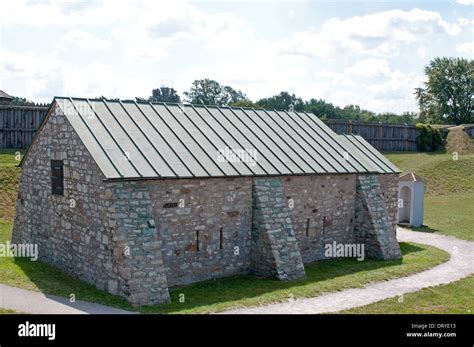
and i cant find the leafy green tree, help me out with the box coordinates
[256,91,304,111]
[415,57,473,125]
[149,87,181,103]
[184,79,248,106]
[304,98,339,119]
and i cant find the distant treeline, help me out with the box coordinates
[129,79,418,125]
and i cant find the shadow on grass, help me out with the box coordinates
[139,243,420,313]
[12,242,427,314]
[12,257,132,311]
[403,225,439,234]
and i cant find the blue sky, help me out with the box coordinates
[0,0,472,113]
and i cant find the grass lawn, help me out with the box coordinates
[385,152,474,241]
[0,149,23,222]
[0,221,448,313]
[344,150,474,314]
[343,275,474,314]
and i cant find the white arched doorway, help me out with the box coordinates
[399,186,411,223]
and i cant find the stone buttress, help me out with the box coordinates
[250,178,306,280]
[354,174,402,260]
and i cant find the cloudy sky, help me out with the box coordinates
[0,0,472,113]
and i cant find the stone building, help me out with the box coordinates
[13,97,401,306]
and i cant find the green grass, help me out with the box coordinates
[385,152,474,197]
[385,152,474,241]
[0,150,23,222]
[343,275,474,314]
[345,151,474,314]
[0,221,448,313]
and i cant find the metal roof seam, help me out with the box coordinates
[349,134,396,173]
[67,98,123,178]
[259,108,325,173]
[105,100,161,177]
[301,111,372,173]
[342,134,387,173]
[203,105,258,175]
[249,108,309,174]
[213,106,269,175]
[238,107,295,174]
[225,106,282,175]
[147,103,197,177]
[162,103,228,177]
[280,110,344,173]
[131,102,178,177]
[270,110,332,173]
[184,104,240,176]
[159,103,213,177]
[88,99,142,177]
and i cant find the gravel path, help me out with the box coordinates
[0,284,133,314]
[224,228,474,314]
[0,228,472,314]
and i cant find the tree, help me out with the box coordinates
[184,79,248,106]
[256,91,304,111]
[148,87,181,103]
[415,57,473,125]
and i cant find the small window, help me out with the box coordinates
[305,218,310,237]
[51,160,64,196]
[219,228,224,249]
[196,230,200,252]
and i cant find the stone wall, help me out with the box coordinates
[280,174,357,263]
[12,104,116,292]
[146,177,252,287]
[354,174,401,260]
[107,181,170,305]
[250,178,305,280]
[377,173,400,231]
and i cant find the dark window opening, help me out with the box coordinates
[163,202,178,208]
[196,230,200,252]
[51,160,64,196]
[219,228,223,249]
[305,218,310,237]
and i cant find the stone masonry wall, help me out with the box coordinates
[354,174,401,260]
[250,178,306,280]
[146,177,252,287]
[280,174,357,263]
[377,173,400,232]
[12,104,116,293]
[107,181,170,305]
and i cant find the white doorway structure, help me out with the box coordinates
[398,172,424,227]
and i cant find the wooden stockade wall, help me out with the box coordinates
[0,105,49,149]
[326,120,418,152]
[1,105,420,151]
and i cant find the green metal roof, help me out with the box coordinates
[50,97,398,179]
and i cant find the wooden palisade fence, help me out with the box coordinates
[0,105,49,149]
[1,105,421,152]
[326,120,418,152]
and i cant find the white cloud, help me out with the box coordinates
[457,0,474,5]
[278,8,461,58]
[456,41,474,55]
[344,58,391,78]
[63,30,111,50]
